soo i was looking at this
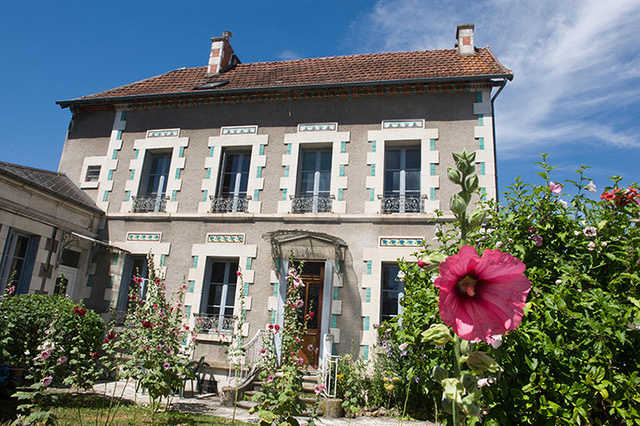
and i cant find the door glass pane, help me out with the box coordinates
[405,171,420,192]
[385,149,401,169]
[406,148,421,169]
[381,264,403,322]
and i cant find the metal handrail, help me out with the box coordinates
[228,328,269,383]
[290,194,334,213]
[193,313,236,334]
[378,194,427,213]
[209,195,251,213]
[131,195,169,213]
[321,334,340,398]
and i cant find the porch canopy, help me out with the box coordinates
[262,229,348,273]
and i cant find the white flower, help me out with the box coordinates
[601,242,607,247]
[587,241,596,251]
[490,335,503,349]
[584,227,597,238]
[586,181,596,193]
[398,342,409,351]
[574,230,580,236]
[555,279,562,284]
[396,271,405,281]
[495,241,503,248]
[478,376,496,387]
[559,199,568,208]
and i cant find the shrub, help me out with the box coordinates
[0,292,104,386]
[391,157,640,424]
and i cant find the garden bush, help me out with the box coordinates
[0,292,104,388]
[385,156,640,424]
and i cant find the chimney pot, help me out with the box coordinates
[456,23,475,55]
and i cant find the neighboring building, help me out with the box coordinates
[0,161,105,301]
[56,24,512,366]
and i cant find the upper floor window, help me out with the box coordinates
[133,151,171,212]
[293,148,332,213]
[382,145,422,213]
[381,263,404,322]
[211,150,251,213]
[85,165,101,182]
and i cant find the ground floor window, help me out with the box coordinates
[116,255,149,312]
[381,263,404,322]
[0,228,39,294]
[199,259,238,332]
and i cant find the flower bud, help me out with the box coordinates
[462,395,481,417]
[450,193,467,216]
[422,324,453,347]
[468,209,486,229]
[459,339,475,355]
[441,378,464,403]
[447,167,462,184]
[466,174,479,193]
[432,366,449,382]
[461,374,478,393]
[417,253,446,271]
[466,351,500,374]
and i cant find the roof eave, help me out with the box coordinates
[56,73,513,109]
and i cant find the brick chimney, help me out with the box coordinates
[455,24,475,55]
[207,31,234,75]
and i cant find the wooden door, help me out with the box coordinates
[298,262,324,368]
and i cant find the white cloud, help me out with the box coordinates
[278,50,301,61]
[347,0,640,157]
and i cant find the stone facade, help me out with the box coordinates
[56,26,511,365]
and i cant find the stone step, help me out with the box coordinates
[235,400,259,410]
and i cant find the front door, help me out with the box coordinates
[298,262,324,368]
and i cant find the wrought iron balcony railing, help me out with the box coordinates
[209,195,250,213]
[290,194,334,213]
[379,194,426,214]
[193,313,236,334]
[131,196,169,213]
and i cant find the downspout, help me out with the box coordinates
[490,78,508,203]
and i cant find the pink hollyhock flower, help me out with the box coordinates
[307,344,314,352]
[41,376,53,388]
[296,357,305,366]
[163,362,170,369]
[274,324,280,332]
[133,276,143,285]
[259,348,267,357]
[7,286,15,295]
[267,375,274,383]
[57,356,68,364]
[314,384,326,395]
[267,323,274,331]
[294,299,304,309]
[434,246,531,344]
[531,233,543,247]
[549,181,562,194]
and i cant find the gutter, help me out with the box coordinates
[490,78,509,203]
[57,73,513,109]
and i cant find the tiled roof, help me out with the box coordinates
[0,161,103,214]
[59,47,512,106]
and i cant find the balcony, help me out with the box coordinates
[131,196,168,213]
[290,195,334,213]
[379,194,426,214]
[210,195,250,213]
[194,313,236,334]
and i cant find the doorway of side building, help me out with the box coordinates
[296,261,324,369]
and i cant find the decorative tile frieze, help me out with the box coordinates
[126,232,162,242]
[146,129,180,138]
[297,123,337,132]
[382,119,425,129]
[379,237,425,247]
[221,125,258,135]
[206,233,245,244]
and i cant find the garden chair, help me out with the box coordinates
[180,356,218,397]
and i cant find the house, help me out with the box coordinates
[0,161,105,299]
[56,24,512,366]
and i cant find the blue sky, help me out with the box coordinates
[1,0,639,195]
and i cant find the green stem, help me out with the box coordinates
[452,336,463,426]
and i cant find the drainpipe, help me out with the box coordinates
[490,78,508,203]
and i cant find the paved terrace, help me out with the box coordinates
[93,380,435,425]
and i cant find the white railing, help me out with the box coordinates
[228,329,268,384]
[321,334,340,398]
